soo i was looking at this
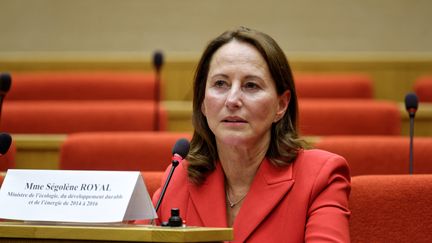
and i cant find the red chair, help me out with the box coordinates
[59,132,191,171]
[141,171,163,198]
[299,99,401,136]
[295,73,373,99]
[350,175,432,243]
[0,172,4,188]
[0,141,16,171]
[7,71,158,101]
[314,136,432,176]
[413,76,432,102]
[1,101,167,134]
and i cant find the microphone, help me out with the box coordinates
[0,132,12,156]
[405,92,419,118]
[154,138,190,213]
[0,73,12,121]
[152,51,164,131]
[153,51,164,73]
[405,92,419,174]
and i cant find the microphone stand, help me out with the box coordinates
[152,52,163,131]
[0,73,12,124]
[405,93,418,175]
[408,111,415,175]
[150,160,179,226]
[152,139,189,226]
[155,160,179,212]
[154,68,161,131]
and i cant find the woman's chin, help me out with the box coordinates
[217,133,253,147]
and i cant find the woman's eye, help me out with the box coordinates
[214,80,226,87]
[244,82,259,90]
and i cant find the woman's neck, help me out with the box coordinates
[217,139,268,190]
[217,140,269,227]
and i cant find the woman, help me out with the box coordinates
[153,27,351,242]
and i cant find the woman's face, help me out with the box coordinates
[202,40,289,147]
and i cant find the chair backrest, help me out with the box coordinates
[413,76,432,103]
[0,141,16,171]
[314,136,432,176]
[295,73,373,99]
[6,72,158,101]
[59,132,192,171]
[141,171,163,198]
[350,175,432,243]
[299,100,401,136]
[1,101,167,133]
[0,172,4,188]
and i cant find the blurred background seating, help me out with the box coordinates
[350,175,432,243]
[59,132,191,171]
[0,142,16,171]
[314,136,432,176]
[295,73,373,99]
[413,76,432,103]
[1,101,166,134]
[299,100,401,136]
[141,171,164,198]
[6,71,158,101]
[2,70,431,172]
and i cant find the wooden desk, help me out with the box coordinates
[0,222,233,243]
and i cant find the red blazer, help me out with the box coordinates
[153,149,351,242]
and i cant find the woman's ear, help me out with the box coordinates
[274,90,290,123]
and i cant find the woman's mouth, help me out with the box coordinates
[222,117,247,123]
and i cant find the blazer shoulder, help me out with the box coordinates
[293,149,350,177]
[298,148,347,165]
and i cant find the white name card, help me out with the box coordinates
[0,169,157,223]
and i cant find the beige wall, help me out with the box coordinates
[1,0,432,54]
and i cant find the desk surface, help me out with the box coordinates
[0,221,233,242]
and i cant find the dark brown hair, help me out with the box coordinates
[187,26,305,185]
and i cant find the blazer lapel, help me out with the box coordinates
[233,159,294,242]
[188,162,228,227]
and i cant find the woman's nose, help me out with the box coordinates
[225,84,242,109]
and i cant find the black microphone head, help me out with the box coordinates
[0,132,12,155]
[153,51,164,71]
[172,138,190,159]
[405,92,419,111]
[0,73,12,93]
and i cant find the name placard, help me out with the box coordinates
[0,169,157,223]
